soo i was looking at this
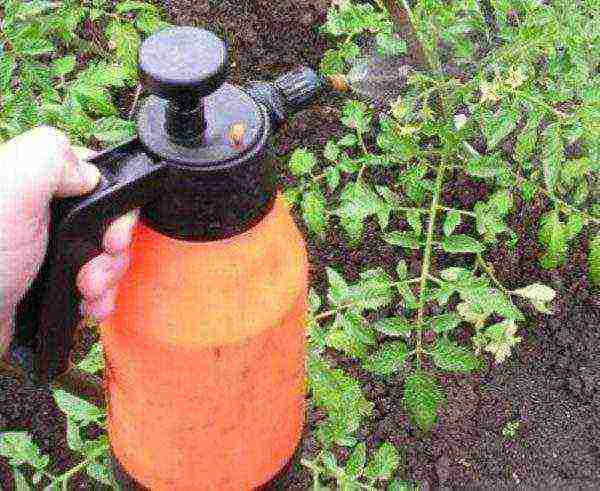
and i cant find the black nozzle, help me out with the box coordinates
[273,66,326,111]
[244,66,325,129]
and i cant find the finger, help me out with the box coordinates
[55,145,101,198]
[72,146,97,162]
[76,253,130,300]
[103,209,140,254]
[80,285,119,321]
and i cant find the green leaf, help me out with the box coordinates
[52,55,76,77]
[488,190,513,216]
[482,105,518,150]
[362,341,408,375]
[338,133,358,147]
[77,342,105,374]
[403,371,444,431]
[443,211,461,237]
[341,100,370,132]
[514,113,540,163]
[289,148,317,176]
[66,418,84,452]
[52,389,105,426]
[396,259,408,280]
[538,210,568,268]
[376,32,407,57]
[383,231,421,249]
[566,213,584,238]
[13,468,31,491]
[431,339,480,372]
[406,210,422,236]
[327,267,350,306]
[573,180,588,205]
[320,450,338,474]
[349,268,394,310]
[283,186,302,206]
[0,432,47,469]
[320,49,345,76]
[86,458,113,485]
[541,123,564,196]
[560,158,590,188]
[465,155,507,179]
[93,117,136,144]
[105,20,141,81]
[338,41,361,62]
[326,327,368,358]
[388,479,419,491]
[372,317,413,337]
[136,12,170,35]
[324,140,340,161]
[0,54,16,94]
[309,288,322,313]
[589,233,600,286]
[71,85,117,116]
[441,235,485,254]
[345,442,366,479]
[397,282,419,310]
[513,282,556,314]
[338,311,376,346]
[325,166,341,191]
[116,0,157,13]
[301,186,328,238]
[364,442,400,481]
[521,180,537,202]
[17,37,54,57]
[76,61,126,88]
[428,313,462,334]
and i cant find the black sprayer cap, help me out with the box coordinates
[136,27,274,240]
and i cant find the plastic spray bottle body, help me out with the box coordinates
[102,192,308,489]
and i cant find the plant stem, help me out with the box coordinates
[476,254,511,295]
[380,0,431,71]
[437,205,477,217]
[415,158,447,365]
[51,442,109,485]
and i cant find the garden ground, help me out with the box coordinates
[1,0,599,489]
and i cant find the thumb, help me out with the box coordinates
[0,126,100,219]
[50,132,101,198]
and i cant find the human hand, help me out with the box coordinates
[0,126,138,356]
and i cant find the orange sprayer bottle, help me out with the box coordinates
[12,26,325,489]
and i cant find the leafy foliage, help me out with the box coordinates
[0,388,113,489]
[0,0,170,145]
[301,439,418,490]
[293,1,599,483]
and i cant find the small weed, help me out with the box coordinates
[0,342,111,488]
[502,420,521,440]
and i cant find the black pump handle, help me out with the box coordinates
[15,140,167,384]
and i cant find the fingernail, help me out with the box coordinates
[79,161,101,191]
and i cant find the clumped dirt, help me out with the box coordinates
[1,1,599,490]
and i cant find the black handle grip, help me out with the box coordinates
[15,139,168,384]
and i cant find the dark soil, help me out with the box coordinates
[1,1,599,490]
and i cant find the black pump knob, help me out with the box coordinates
[138,27,229,145]
[139,26,229,110]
